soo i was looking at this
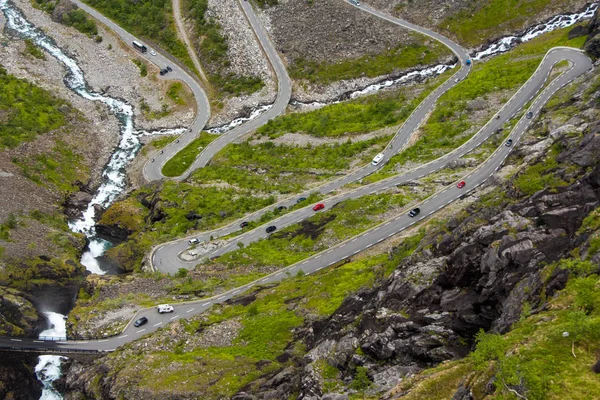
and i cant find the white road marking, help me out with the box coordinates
[340,243,346,248]
[314,255,321,259]
[98,340,109,343]
[10,339,22,342]
[33,340,43,343]
[117,335,128,339]
[170,315,179,320]
[136,329,146,333]
[186,308,195,313]
[154,322,163,327]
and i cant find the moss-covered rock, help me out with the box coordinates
[0,286,45,337]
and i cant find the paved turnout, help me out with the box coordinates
[0,0,592,353]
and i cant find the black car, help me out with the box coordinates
[240,221,249,228]
[275,205,287,212]
[166,66,172,72]
[296,197,307,203]
[266,225,277,233]
[526,111,533,119]
[159,68,167,76]
[133,317,148,327]
[505,139,513,147]
[408,208,421,217]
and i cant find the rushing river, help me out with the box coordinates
[0,0,598,397]
[35,312,67,400]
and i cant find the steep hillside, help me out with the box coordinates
[56,22,600,400]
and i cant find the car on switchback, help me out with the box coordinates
[188,238,199,245]
[505,139,513,147]
[408,208,420,217]
[240,221,249,228]
[312,203,325,211]
[526,111,533,119]
[133,317,148,327]
[457,181,466,189]
[266,226,277,233]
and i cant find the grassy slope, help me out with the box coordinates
[438,0,587,47]
[0,66,67,148]
[365,24,587,183]
[289,34,451,84]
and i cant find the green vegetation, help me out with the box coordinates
[84,0,197,74]
[161,132,218,177]
[132,59,148,77]
[366,25,586,183]
[23,39,45,60]
[0,66,67,148]
[513,142,569,195]
[12,140,88,194]
[204,191,428,293]
[166,82,186,105]
[0,214,18,241]
[258,87,425,138]
[290,37,450,85]
[62,9,98,37]
[440,0,585,47]
[185,0,264,96]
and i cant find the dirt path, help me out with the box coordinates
[172,0,209,83]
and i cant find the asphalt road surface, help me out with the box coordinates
[0,0,592,353]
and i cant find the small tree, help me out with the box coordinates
[351,366,372,394]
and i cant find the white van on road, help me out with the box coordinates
[157,304,174,313]
[372,153,384,166]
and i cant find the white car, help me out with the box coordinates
[189,238,199,245]
[150,50,157,56]
[372,153,384,166]
[157,304,174,313]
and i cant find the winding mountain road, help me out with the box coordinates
[0,1,593,354]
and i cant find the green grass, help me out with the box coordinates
[166,82,186,105]
[290,36,451,85]
[161,132,218,177]
[0,66,67,148]
[208,191,427,293]
[440,0,586,47]
[83,0,198,74]
[365,24,586,183]
[513,143,569,195]
[12,140,88,194]
[258,71,449,139]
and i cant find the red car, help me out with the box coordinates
[457,181,466,189]
[312,203,325,211]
